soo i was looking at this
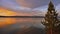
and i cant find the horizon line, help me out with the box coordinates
[0,16,60,18]
[0,16,44,18]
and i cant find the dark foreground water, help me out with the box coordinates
[0,18,46,34]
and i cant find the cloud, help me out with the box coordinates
[1,0,60,11]
[16,0,49,8]
[0,0,60,16]
[33,5,48,12]
[0,0,32,12]
[0,7,17,16]
[56,4,60,11]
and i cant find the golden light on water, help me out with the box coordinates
[0,18,33,27]
[0,18,16,27]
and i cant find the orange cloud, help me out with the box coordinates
[16,12,32,16]
[0,7,17,16]
[16,0,33,8]
[0,7,33,16]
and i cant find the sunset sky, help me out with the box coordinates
[0,0,60,16]
[0,0,60,30]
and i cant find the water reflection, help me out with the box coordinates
[0,18,45,34]
[0,18,43,27]
[0,18,16,27]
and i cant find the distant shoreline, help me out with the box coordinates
[0,16,44,18]
[0,16,60,18]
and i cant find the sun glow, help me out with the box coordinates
[0,8,17,16]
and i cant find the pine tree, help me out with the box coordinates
[41,1,60,34]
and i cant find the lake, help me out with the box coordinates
[0,17,60,34]
[0,18,45,27]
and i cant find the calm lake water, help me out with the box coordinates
[0,17,60,28]
[0,18,43,23]
[0,17,60,27]
[0,18,60,34]
[0,18,46,34]
[0,18,44,27]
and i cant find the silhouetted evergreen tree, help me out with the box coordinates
[42,1,60,34]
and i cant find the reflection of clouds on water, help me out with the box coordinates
[0,18,45,34]
[0,18,4,22]
[0,18,45,28]
[0,18,16,27]
[1,22,45,34]
[1,18,45,28]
